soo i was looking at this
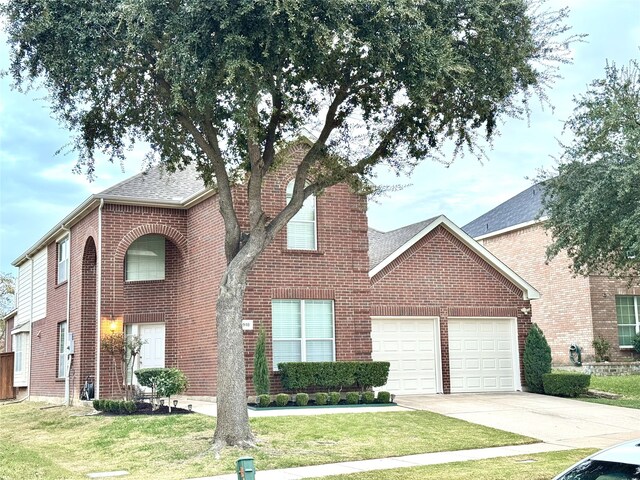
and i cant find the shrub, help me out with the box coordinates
[315,392,328,406]
[328,391,341,405]
[361,391,375,404]
[135,368,188,411]
[257,394,271,408]
[92,399,101,410]
[93,399,137,414]
[355,362,390,391]
[346,392,360,404]
[278,362,390,391]
[523,324,552,393]
[295,393,309,406]
[123,401,137,414]
[543,372,591,397]
[275,393,289,407]
[253,329,270,395]
[377,391,391,404]
[592,336,611,362]
[632,333,640,355]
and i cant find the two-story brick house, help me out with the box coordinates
[463,183,640,365]
[6,143,539,401]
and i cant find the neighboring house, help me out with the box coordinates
[463,183,640,365]
[7,143,539,402]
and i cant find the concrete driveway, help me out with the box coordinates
[396,392,640,449]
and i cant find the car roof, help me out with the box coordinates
[592,439,640,465]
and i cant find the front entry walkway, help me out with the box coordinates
[396,392,640,449]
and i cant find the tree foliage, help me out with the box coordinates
[3,0,572,446]
[542,60,640,280]
[252,329,270,396]
[0,272,16,353]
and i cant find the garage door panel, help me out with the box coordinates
[372,317,439,395]
[449,318,517,393]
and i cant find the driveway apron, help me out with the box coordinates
[395,392,640,449]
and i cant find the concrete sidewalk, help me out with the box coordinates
[188,442,571,480]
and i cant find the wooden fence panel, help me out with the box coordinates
[0,352,15,400]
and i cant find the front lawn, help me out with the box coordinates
[0,402,536,480]
[308,448,597,480]
[581,374,640,409]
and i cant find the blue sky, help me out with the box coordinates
[1,0,639,275]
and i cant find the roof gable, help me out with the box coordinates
[369,215,540,300]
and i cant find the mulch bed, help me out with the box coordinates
[247,400,394,409]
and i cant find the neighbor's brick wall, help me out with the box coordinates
[371,226,532,393]
[241,145,372,395]
[478,224,594,364]
[589,276,640,362]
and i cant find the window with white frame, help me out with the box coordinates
[616,296,640,347]
[57,321,67,378]
[57,237,69,284]
[13,334,24,374]
[286,181,317,250]
[125,235,165,281]
[271,299,334,369]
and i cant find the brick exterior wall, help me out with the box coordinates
[477,224,594,364]
[589,276,640,362]
[371,226,532,393]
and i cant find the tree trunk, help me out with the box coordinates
[213,267,255,448]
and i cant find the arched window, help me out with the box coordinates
[286,181,317,250]
[125,235,165,281]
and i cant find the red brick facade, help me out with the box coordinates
[371,226,532,392]
[11,145,539,400]
[478,223,639,364]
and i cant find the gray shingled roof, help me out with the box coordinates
[100,164,206,202]
[462,183,546,238]
[368,217,438,270]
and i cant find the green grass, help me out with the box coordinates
[0,402,537,480]
[581,374,640,409]
[308,448,597,480]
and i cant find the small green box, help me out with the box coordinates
[236,457,255,480]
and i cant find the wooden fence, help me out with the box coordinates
[0,352,15,400]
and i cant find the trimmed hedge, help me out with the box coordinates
[328,391,341,405]
[278,361,390,391]
[275,393,289,407]
[361,391,375,404]
[257,394,271,408]
[296,393,310,406]
[93,399,136,414]
[377,391,391,404]
[315,392,328,405]
[345,392,360,404]
[543,372,591,398]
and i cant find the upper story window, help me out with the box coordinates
[57,237,69,284]
[286,181,317,250]
[616,296,640,347]
[272,299,335,369]
[126,235,166,282]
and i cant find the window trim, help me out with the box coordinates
[125,235,166,282]
[271,299,335,369]
[57,237,69,284]
[13,334,24,374]
[285,181,317,251]
[616,295,640,347]
[57,321,67,379]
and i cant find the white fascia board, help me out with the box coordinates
[370,214,541,301]
[12,196,101,267]
[473,217,548,241]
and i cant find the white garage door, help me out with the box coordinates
[448,318,518,393]
[371,317,440,395]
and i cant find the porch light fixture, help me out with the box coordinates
[110,320,117,332]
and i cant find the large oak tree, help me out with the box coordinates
[543,60,640,280]
[3,0,571,447]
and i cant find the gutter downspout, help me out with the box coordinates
[62,226,72,406]
[95,199,104,399]
[26,254,32,402]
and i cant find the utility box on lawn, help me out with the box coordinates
[236,457,255,480]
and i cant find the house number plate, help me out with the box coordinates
[242,320,254,331]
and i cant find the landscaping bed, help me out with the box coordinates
[248,399,397,410]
